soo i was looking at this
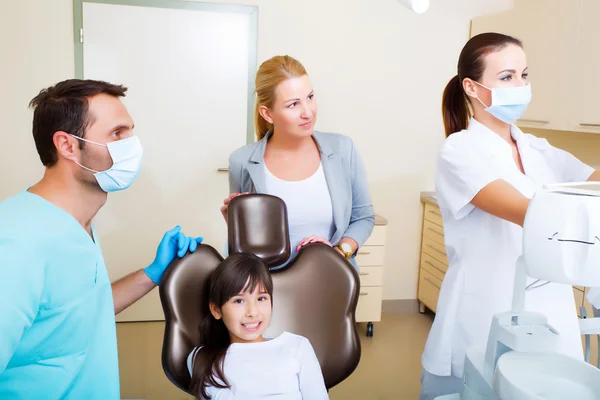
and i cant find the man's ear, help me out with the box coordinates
[53,131,80,162]
[209,303,222,320]
[258,105,274,124]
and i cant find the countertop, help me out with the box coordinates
[375,214,387,226]
[420,191,438,206]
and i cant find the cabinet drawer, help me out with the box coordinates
[423,219,444,245]
[358,266,384,287]
[364,225,386,246]
[424,203,443,226]
[356,246,385,266]
[418,268,442,313]
[422,236,448,265]
[356,286,382,322]
[420,252,447,281]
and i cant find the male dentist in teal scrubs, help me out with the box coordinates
[0,79,202,399]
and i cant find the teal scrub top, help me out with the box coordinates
[0,191,119,399]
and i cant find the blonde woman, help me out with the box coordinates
[221,55,374,269]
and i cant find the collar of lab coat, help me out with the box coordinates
[467,118,529,155]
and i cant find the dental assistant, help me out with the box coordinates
[419,33,600,400]
[0,79,202,399]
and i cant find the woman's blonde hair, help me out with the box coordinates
[254,55,308,140]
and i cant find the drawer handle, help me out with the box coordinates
[424,260,446,274]
[359,292,368,296]
[358,251,371,255]
[427,227,443,236]
[424,277,441,289]
[580,123,600,128]
[426,244,446,256]
[217,167,229,172]
[358,272,370,276]
[428,210,442,217]
[518,119,549,124]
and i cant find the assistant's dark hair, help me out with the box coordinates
[442,32,522,137]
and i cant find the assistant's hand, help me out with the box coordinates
[295,235,332,252]
[220,192,249,222]
[143,226,203,285]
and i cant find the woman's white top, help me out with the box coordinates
[264,163,335,262]
[187,332,328,400]
[421,118,594,378]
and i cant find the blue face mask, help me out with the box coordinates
[70,135,143,192]
[474,81,532,124]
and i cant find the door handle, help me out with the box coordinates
[426,244,446,257]
[424,260,446,274]
[424,277,441,289]
[518,119,549,124]
[428,210,442,217]
[427,227,443,236]
[580,123,600,128]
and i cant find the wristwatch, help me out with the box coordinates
[335,242,353,260]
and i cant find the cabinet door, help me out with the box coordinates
[471,0,581,131]
[569,0,600,134]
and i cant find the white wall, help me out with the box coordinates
[0,0,514,301]
[0,0,75,190]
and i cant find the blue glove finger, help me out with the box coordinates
[164,225,182,241]
[177,232,186,249]
[177,233,189,258]
[191,237,203,252]
[189,237,198,253]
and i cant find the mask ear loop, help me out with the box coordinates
[69,134,108,174]
[69,134,108,148]
[472,80,492,108]
[74,161,100,174]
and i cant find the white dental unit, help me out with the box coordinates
[437,183,600,400]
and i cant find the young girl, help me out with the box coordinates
[188,253,328,399]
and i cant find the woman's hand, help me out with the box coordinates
[220,192,248,222]
[296,235,332,252]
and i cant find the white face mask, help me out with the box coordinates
[473,81,532,124]
[70,135,143,192]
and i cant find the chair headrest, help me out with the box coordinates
[227,194,291,268]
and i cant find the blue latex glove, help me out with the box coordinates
[144,226,203,285]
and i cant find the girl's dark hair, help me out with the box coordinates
[442,32,523,137]
[189,254,273,399]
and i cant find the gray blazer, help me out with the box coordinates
[228,131,375,250]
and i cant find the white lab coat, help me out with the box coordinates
[421,118,594,379]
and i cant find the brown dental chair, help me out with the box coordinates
[159,194,361,395]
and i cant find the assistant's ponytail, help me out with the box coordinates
[442,75,470,137]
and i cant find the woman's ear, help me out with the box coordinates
[463,77,478,99]
[258,105,274,124]
[209,303,222,320]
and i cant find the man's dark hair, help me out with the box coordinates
[29,79,128,167]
